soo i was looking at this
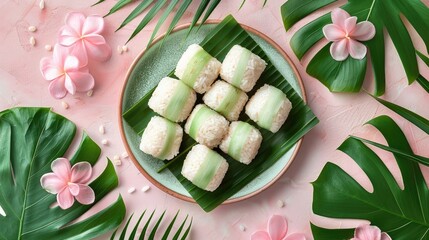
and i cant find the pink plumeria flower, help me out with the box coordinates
[323,8,375,61]
[251,215,306,240]
[40,158,95,210]
[351,225,391,240]
[58,12,111,65]
[40,44,94,99]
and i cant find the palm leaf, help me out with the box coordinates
[0,107,125,239]
[312,115,429,239]
[281,0,429,96]
[122,15,318,212]
[416,51,429,93]
[99,0,256,45]
[110,210,192,240]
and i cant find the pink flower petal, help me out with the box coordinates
[268,215,288,240]
[83,34,106,45]
[350,21,376,41]
[65,12,86,35]
[344,17,357,35]
[381,232,392,240]
[64,56,80,72]
[57,188,75,209]
[330,39,349,61]
[354,225,382,240]
[71,162,92,184]
[323,24,345,41]
[64,74,77,95]
[75,185,95,205]
[82,15,104,35]
[40,57,63,81]
[51,158,71,181]
[40,173,66,194]
[251,231,271,240]
[68,183,80,196]
[66,71,94,93]
[53,44,70,66]
[68,42,89,66]
[331,8,350,29]
[84,41,112,62]
[284,233,306,240]
[49,77,67,99]
[58,26,80,46]
[348,39,367,60]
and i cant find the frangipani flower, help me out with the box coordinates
[351,225,391,240]
[58,12,111,65]
[323,8,375,61]
[40,158,95,210]
[251,215,306,240]
[40,44,94,99]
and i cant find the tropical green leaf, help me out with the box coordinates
[110,210,192,240]
[282,0,429,96]
[100,0,256,45]
[122,15,318,212]
[0,107,125,240]
[312,115,429,239]
[416,51,429,93]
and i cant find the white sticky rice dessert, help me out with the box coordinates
[181,144,229,192]
[203,80,248,121]
[220,121,262,165]
[148,77,196,122]
[185,104,229,148]
[245,84,292,133]
[175,44,221,94]
[220,45,267,92]
[140,116,183,160]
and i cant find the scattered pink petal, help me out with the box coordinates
[41,158,95,210]
[268,215,288,240]
[285,233,306,240]
[352,225,391,240]
[323,8,375,61]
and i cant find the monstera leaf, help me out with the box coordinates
[0,107,125,239]
[282,0,429,96]
[312,105,429,239]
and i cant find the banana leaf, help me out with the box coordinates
[281,0,429,96]
[0,107,125,239]
[122,15,318,212]
[312,114,429,239]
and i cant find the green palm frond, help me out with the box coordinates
[110,210,192,240]
[95,0,267,46]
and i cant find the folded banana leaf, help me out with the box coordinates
[122,15,318,212]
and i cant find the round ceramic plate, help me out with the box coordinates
[119,21,306,204]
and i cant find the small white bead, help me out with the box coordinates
[121,151,128,159]
[29,36,36,46]
[44,44,52,51]
[113,155,120,161]
[239,224,246,232]
[122,45,128,52]
[127,187,136,194]
[113,159,122,166]
[39,0,45,9]
[86,89,93,97]
[117,45,123,54]
[61,101,69,109]
[28,26,37,32]
[99,125,105,134]
[141,185,150,192]
[101,139,108,145]
[276,200,284,208]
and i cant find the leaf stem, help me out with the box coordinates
[366,0,376,21]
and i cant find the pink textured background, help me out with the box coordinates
[2,0,429,239]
